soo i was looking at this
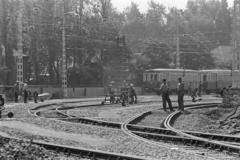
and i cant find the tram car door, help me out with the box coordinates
[202,74,209,93]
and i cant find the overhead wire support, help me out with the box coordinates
[62,0,67,98]
[176,10,180,69]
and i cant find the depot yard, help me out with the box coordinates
[2,95,240,159]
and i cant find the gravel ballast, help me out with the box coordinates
[0,97,226,160]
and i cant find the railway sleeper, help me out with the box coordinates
[91,153,96,159]
[228,147,240,155]
[193,140,201,146]
[190,139,196,145]
[183,139,190,145]
[204,142,210,149]
[210,143,217,150]
[67,149,71,156]
[77,151,82,158]
[165,137,174,143]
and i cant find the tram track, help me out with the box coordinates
[121,103,240,159]
[5,99,215,160]
[30,101,221,130]
[0,134,151,160]
[26,98,240,159]
[163,104,240,155]
[4,100,161,160]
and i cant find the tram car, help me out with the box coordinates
[200,70,232,92]
[143,68,200,93]
[143,68,240,94]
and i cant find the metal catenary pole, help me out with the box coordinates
[176,9,180,69]
[16,0,24,83]
[62,0,67,98]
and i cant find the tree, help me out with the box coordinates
[143,40,171,68]
[145,0,166,37]
[215,0,232,45]
[121,2,146,53]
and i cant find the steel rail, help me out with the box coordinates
[164,104,240,155]
[33,101,240,148]
[0,135,153,160]
[32,101,220,129]
[128,124,240,145]
[29,99,239,159]
[121,103,222,160]
[26,100,229,159]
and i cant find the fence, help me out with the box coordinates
[27,86,143,98]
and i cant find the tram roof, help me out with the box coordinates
[200,69,233,73]
[145,68,198,72]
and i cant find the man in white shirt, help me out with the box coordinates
[160,79,174,111]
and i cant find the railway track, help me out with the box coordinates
[27,98,239,159]
[164,105,240,155]
[9,99,214,160]
[0,134,152,160]
[122,103,240,159]
[30,101,221,129]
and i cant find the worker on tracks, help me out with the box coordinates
[177,77,185,111]
[129,83,137,104]
[0,95,5,118]
[33,91,39,103]
[160,79,174,112]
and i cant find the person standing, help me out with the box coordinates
[129,83,137,104]
[198,81,202,97]
[33,91,38,103]
[160,79,174,111]
[23,89,28,103]
[177,77,185,111]
[14,82,19,103]
[0,95,5,118]
[188,82,192,97]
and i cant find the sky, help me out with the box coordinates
[111,0,235,13]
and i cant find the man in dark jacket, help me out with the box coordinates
[160,79,174,111]
[33,91,38,103]
[14,82,19,103]
[129,83,137,104]
[23,89,28,103]
[0,95,5,118]
[177,77,185,111]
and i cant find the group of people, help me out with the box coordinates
[120,83,137,106]
[13,82,39,103]
[107,81,137,106]
[159,77,185,112]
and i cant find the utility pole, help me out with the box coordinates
[175,9,180,69]
[233,0,240,70]
[62,0,67,98]
[232,0,240,88]
[15,0,24,83]
[176,33,180,69]
[79,0,83,27]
